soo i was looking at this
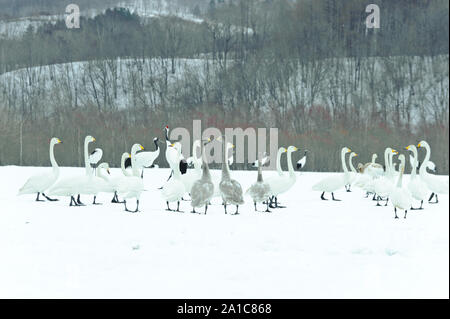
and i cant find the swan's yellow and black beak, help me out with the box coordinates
[405,146,410,150]
[92,137,96,142]
[57,138,62,144]
[355,153,358,156]
[140,145,144,150]
[417,143,421,148]
[169,143,174,147]
[232,144,235,148]
[294,147,298,151]
[107,169,111,175]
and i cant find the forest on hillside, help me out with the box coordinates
[0,0,448,172]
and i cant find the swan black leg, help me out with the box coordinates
[166,201,173,212]
[205,205,208,215]
[234,205,240,215]
[35,193,45,202]
[254,202,257,212]
[404,210,408,219]
[93,196,102,205]
[346,185,351,192]
[332,192,341,201]
[411,200,424,210]
[384,197,389,206]
[376,196,382,206]
[133,200,139,213]
[429,193,438,204]
[124,200,131,212]
[111,192,118,203]
[76,194,85,206]
[320,192,328,201]
[70,196,77,206]
[224,204,228,214]
[191,207,197,214]
[176,201,183,212]
[42,193,58,201]
[394,207,398,219]
[372,193,377,201]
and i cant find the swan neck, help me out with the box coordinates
[349,156,356,173]
[221,139,230,180]
[131,149,139,177]
[84,139,92,176]
[276,149,283,176]
[287,150,295,177]
[49,142,59,173]
[410,149,418,179]
[419,144,430,176]
[121,154,131,177]
[341,149,349,174]
[201,144,211,180]
[397,164,404,188]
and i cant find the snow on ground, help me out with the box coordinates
[0,165,448,298]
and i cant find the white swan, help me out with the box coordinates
[417,140,449,203]
[110,152,131,203]
[263,147,286,206]
[373,148,398,206]
[161,143,186,212]
[312,147,351,201]
[116,144,145,212]
[390,154,413,219]
[47,136,97,206]
[163,126,187,185]
[266,146,298,208]
[18,137,62,201]
[345,152,358,192]
[405,144,428,210]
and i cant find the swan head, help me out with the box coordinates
[350,152,358,158]
[131,144,144,154]
[287,146,298,153]
[85,135,96,143]
[50,137,62,145]
[405,144,417,153]
[417,140,429,149]
[342,147,351,154]
[392,149,399,155]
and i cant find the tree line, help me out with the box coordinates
[0,0,448,173]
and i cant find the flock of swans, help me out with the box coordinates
[18,128,448,218]
[312,141,449,218]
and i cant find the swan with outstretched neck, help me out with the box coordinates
[312,147,351,201]
[18,137,62,202]
[405,145,428,210]
[266,146,298,208]
[390,154,413,219]
[116,144,145,212]
[47,136,97,206]
[417,140,449,204]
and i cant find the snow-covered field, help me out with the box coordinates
[0,166,448,298]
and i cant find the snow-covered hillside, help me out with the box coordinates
[1,166,448,298]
